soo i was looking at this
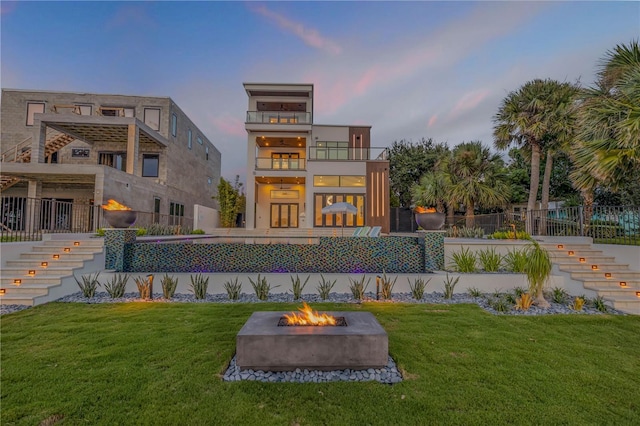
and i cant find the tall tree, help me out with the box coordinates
[387,138,449,208]
[447,141,510,228]
[493,79,579,232]
[214,176,244,227]
[571,40,640,194]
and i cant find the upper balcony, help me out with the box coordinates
[308,144,388,161]
[245,111,312,133]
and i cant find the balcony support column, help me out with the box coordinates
[126,124,139,175]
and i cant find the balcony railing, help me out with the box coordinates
[246,111,312,125]
[255,157,306,170]
[308,145,388,161]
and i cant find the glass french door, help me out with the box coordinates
[270,203,299,228]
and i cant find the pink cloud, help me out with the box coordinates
[0,1,18,15]
[249,4,342,55]
[212,115,246,137]
[450,89,490,117]
[105,4,156,30]
[428,115,438,127]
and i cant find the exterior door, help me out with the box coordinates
[270,203,298,228]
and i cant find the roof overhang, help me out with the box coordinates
[0,163,101,184]
[243,83,313,98]
[36,114,168,147]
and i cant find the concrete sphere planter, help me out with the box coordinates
[415,212,445,230]
[103,210,138,228]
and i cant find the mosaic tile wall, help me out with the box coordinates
[105,229,137,271]
[111,235,444,273]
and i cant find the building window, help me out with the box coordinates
[314,193,365,228]
[171,113,177,137]
[26,102,45,126]
[207,177,212,185]
[313,141,348,160]
[314,176,340,187]
[314,175,365,187]
[206,146,209,160]
[98,152,126,171]
[144,108,161,131]
[188,129,192,149]
[169,202,184,225]
[98,107,133,117]
[153,197,161,224]
[142,154,159,177]
[197,136,203,145]
[76,105,92,115]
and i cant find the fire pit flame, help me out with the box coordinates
[283,302,337,326]
[414,206,436,213]
[102,199,132,211]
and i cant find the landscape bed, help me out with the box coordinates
[2,302,639,425]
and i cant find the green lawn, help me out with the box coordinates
[2,302,639,425]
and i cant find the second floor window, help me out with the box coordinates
[26,102,45,126]
[171,113,177,137]
[142,154,159,177]
[144,108,160,131]
[188,129,192,149]
[98,152,126,171]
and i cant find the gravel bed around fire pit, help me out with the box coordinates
[0,291,625,316]
[222,355,402,384]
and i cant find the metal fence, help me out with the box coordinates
[0,196,194,241]
[448,205,639,245]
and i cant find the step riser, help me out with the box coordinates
[558,263,628,270]
[6,261,85,268]
[1,288,50,295]
[571,273,640,279]
[0,298,35,306]
[1,278,62,285]
[20,253,95,261]
[552,256,616,263]
[1,269,76,277]
[41,241,103,247]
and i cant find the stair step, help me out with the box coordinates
[1,267,78,277]
[41,240,103,247]
[571,271,640,279]
[6,259,85,268]
[20,252,96,261]
[610,298,640,315]
[0,284,52,295]
[551,254,615,262]
[584,286,639,296]
[0,294,35,306]
[558,263,629,272]
[0,276,63,285]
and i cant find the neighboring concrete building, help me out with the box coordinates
[244,83,390,233]
[0,89,221,230]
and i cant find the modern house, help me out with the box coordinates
[0,89,221,231]
[244,83,390,233]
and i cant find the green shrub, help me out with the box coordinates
[191,229,205,235]
[524,241,552,307]
[316,275,336,300]
[449,246,477,272]
[467,287,482,297]
[104,273,128,298]
[488,295,511,312]
[591,296,608,313]
[189,274,209,300]
[442,273,460,299]
[478,247,502,272]
[513,286,527,297]
[161,274,178,299]
[378,272,397,300]
[223,277,242,300]
[446,226,484,238]
[489,230,531,240]
[249,274,278,301]
[134,275,153,299]
[74,272,101,298]
[550,287,569,304]
[349,275,370,300]
[504,249,528,273]
[290,274,310,300]
[96,228,105,237]
[408,277,431,300]
[136,228,147,237]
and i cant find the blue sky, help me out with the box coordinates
[2,1,638,181]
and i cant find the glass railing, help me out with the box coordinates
[246,111,312,124]
[255,157,306,170]
[308,145,388,161]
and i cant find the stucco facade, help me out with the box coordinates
[243,83,390,233]
[1,89,221,226]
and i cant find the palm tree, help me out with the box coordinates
[447,141,510,228]
[493,79,580,233]
[572,40,640,192]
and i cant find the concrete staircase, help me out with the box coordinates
[0,238,104,306]
[543,242,640,315]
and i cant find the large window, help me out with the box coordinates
[188,129,192,149]
[142,154,159,177]
[144,108,161,131]
[314,194,365,228]
[26,102,45,126]
[272,153,299,170]
[314,175,365,187]
[98,152,126,171]
[270,203,298,228]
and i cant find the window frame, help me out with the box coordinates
[142,154,160,177]
[26,102,45,126]
[144,108,161,131]
[171,113,178,137]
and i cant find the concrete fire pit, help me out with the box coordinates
[236,311,388,371]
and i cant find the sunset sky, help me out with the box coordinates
[2,1,638,180]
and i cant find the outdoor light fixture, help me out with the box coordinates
[0,289,5,295]
[557,244,564,249]
[619,282,628,287]
[579,257,586,263]
[41,262,48,267]
[64,248,70,252]
[636,291,640,298]
[568,251,575,256]
[605,273,612,278]
[74,242,80,246]
[28,270,35,276]
[13,279,21,285]
[591,265,599,270]
[53,254,60,259]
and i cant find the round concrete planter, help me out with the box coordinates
[103,210,138,228]
[415,212,445,230]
